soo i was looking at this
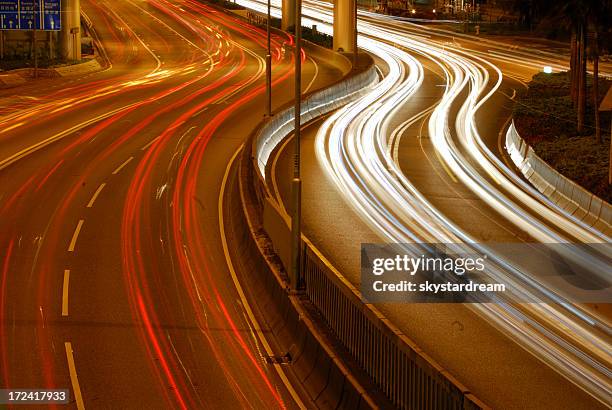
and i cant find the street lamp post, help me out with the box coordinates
[290,0,303,291]
[266,0,272,116]
[33,28,38,79]
[353,0,358,67]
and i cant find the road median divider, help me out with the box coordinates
[506,121,611,235]
[235,36,489,408]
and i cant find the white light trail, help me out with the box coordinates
[238,0,612,404]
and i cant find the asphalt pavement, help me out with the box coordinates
[0,0,343,408]
[270,27,608,410]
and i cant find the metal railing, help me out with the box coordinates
[300,240,485,410]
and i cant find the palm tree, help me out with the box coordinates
[589,30,601,143]
[557,0,589,132]
[588,0,611,144]
[564,0,612,137]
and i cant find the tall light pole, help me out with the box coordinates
[290,0,303,291]
[1,28,4,60]
[266,0,272,116]
[353,0,358,68]
[33,4,38,79]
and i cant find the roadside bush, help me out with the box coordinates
[285,25,334,49]
[302,26,333,49]
[514,71,611,202]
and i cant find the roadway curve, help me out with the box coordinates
[254,2,611,409]
[0,0,343,408]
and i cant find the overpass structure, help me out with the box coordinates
[61,0,82,61]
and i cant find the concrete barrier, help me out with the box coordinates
[254,63,378,179]
[241,46,489,409]
[506,122,611,236]
[235,135,383,409]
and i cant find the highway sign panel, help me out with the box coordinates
[42,0,60,30]
[0,0,19,30]
[19,0,38,30]
[0,0,61,31]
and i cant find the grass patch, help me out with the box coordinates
[537,135,611,202]
[514,71,611,202]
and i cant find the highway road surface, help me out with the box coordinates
[252,2,612,409]
[0,0,344,408]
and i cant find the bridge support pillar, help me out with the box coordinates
[333,0,357,53]
[60,0,81,61]
[282,0,296,30]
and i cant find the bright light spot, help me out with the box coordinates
[411,9,416,14]
[433,8,436,13]
[543,66,553,74]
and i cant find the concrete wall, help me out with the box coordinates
[247,47,489,408]
[506,122,611,236]
[254,63,378,179]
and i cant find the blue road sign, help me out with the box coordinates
[0,0,61,31]
[19,0,38,30]
[0,0,19,30]
[42,0,60,30]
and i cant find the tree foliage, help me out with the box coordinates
[513,0,612,182]
[533,1,611,138]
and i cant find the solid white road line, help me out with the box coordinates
[219,145,306,410]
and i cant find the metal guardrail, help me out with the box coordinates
[247,59,489,409]
[506,122,611,235]
[301,241,486,410]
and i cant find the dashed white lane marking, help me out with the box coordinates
[68,220,85,252]
[86,183,106,208]
[141,136,161,151]
[62,270,70,317]
[65,342,85,410]
[112,156,134,175]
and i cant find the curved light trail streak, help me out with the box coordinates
[0,0,311,407]
[237,0,611,405]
